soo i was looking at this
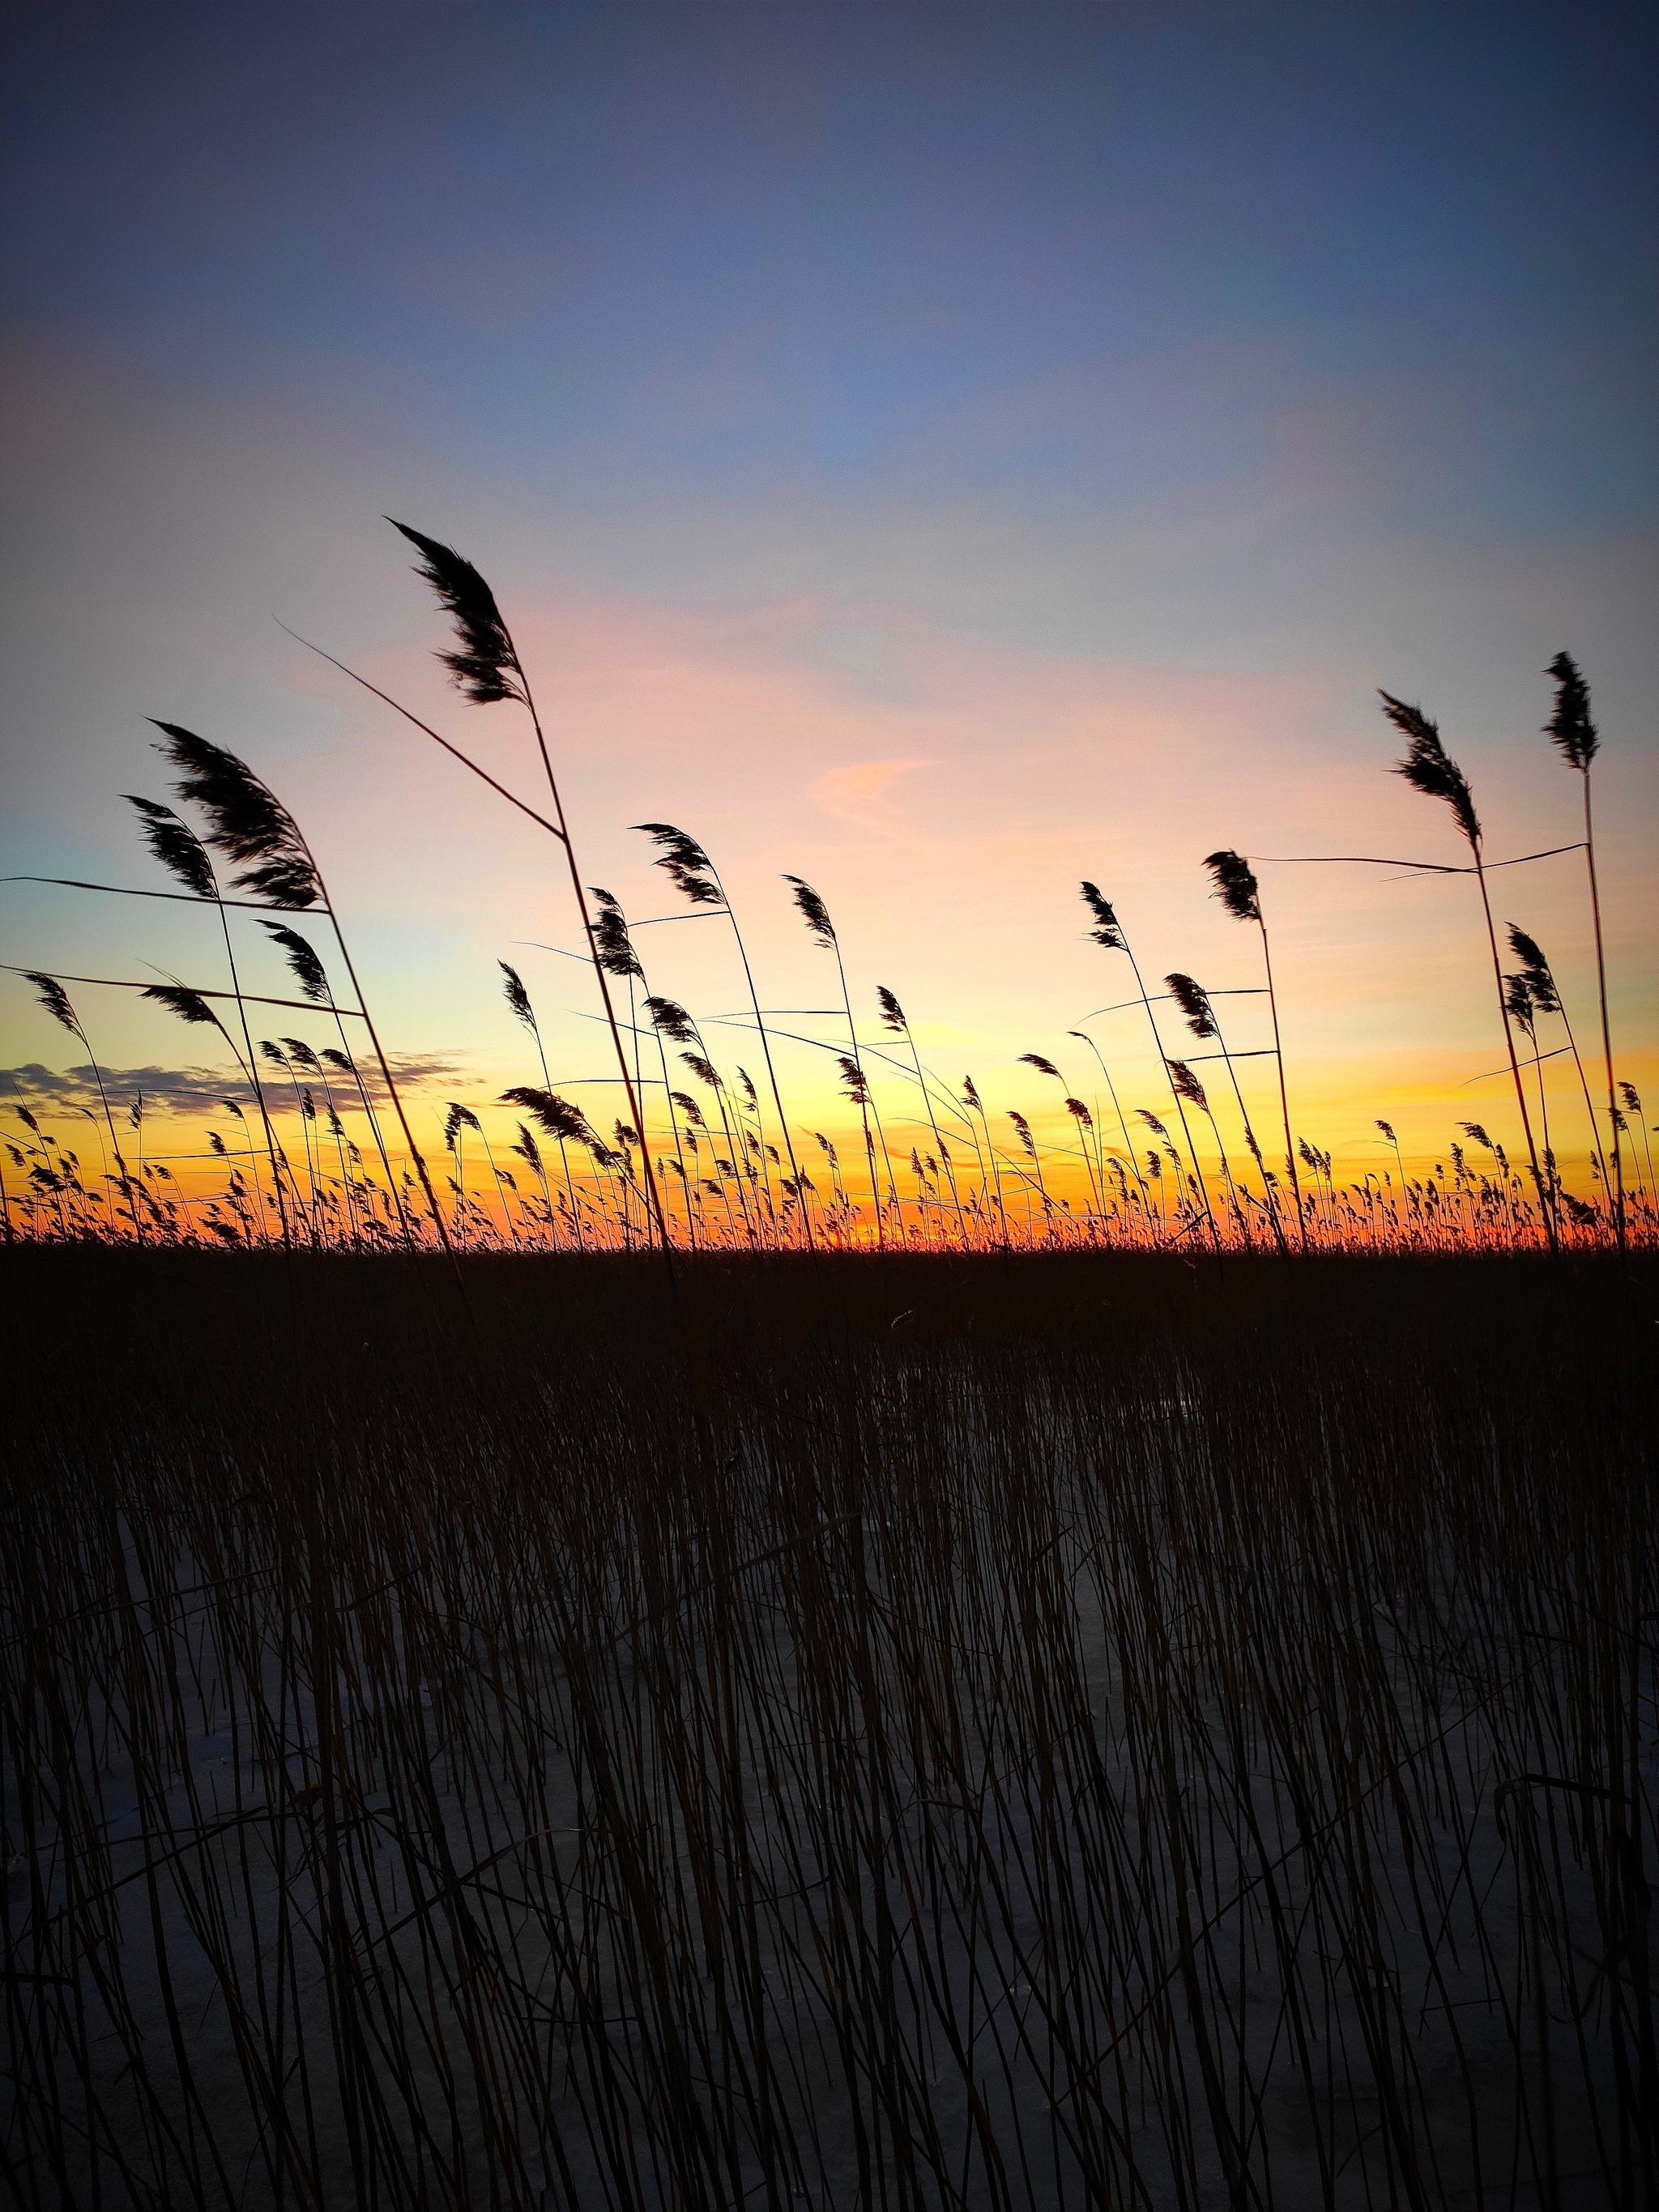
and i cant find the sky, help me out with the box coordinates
[2,1,1655,1221]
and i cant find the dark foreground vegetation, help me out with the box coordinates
[2,1248,1655,2209]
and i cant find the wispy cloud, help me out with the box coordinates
[1,1055,464,1119]
[808,758,934,835]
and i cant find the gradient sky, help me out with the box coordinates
[3,2,1655,1200]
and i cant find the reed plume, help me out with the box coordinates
[499,1086,593,1147]
[389,521,526,707]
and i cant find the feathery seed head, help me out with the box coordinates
[1378,692,1481,850]
[783,875,837,948]
[1543,651,1597,771]
[1201,850,1260,924]
[23,973,83,1039]
[644,995,697,1044]
[125,795,217,899]
[258,921,331,1004]
[633,824,723,906]
[498,1086,591,1144]
[151,723,322,906]
[1019,1052,1062,1080]
[1079,882,1124,951]
[499,961,535,1028]
[389,520,525,706]
[876,984,906,1032]
[1166,1059,1209,1113]
[838,1055,871,1106]
[443,1102,482,1152]
[1165,972,1218,1040]
[587,889,643,978]
[1505,925,1560,1013]
[144,985,232,1046]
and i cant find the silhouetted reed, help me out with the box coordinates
[2,1245,1650,2207]
[3,548,1644,1257]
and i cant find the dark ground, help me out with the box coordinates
[3,1248,1655,2209]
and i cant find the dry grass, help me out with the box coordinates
[3,1245,1653,2207]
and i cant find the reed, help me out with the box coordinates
[20,972,142,1242]
[878,986,968,1246]
[1544,653,1623,1247]
[635,823,813,1251]
[1201,850,1307,1248]
[1079,886,1220,1247]
[786,876,884,1247]
[1380,692,1556,1252]
[4,579,1645,1256]
[2,1243,1650,2207]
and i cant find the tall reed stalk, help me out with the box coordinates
[394,526,677,1255]
[1544,652,1623,1251]
[876,985,967,1246]
[634,823,812,1250]
[1380,692,1556,1254]
[126,795,290,1251]
[785,876,883,1248]
[1079,885,1219,1247]
[1201,850,1306,1248]
[1165,972,1286,1252]
[20,974,142,1242]
[156,723,450,1255]
[1067,1027,1154,1230]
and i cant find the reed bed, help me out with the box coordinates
[4,532,1648,1259]
[3,1245,1653,2208]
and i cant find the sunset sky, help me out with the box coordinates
[3,3,1655,1213]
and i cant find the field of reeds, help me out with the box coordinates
[2,526,1655,2207]
[2,1242,1655,2209]
[2,527,1652,1260]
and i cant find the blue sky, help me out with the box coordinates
[9,3,1653,543]
[2,2,1654,1173]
